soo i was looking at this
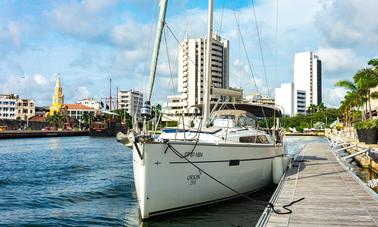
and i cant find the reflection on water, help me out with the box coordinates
[352,165,378,193]
[49,138,61,151]
[139,185,276,227]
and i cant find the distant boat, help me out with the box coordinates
[89,112,127,137]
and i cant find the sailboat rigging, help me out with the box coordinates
[121,0,289,219]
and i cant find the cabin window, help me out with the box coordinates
[238,116,255,127]
[218,115,235,120]
[239,136,256,143]
[258,135,269,144]
[239,135,269,144]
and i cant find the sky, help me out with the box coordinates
[0,0,377,108]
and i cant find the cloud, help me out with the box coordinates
[323,87,347,107]
[111,20,149,48]
[33,74,48,85]
[0,74,54,106]
[317,47,364,73]
[0,21,24,47]
[72,86,91,101]
[45,0,118,40]
[316,0,378,48]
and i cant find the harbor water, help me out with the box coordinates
[0,136,336,226]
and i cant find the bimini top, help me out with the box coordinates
[195,103,282,118]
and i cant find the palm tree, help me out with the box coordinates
[46,113,65,129]
[353,68,378,119]
[368,58,378,114]
[339,91,359,126]
[307,104,317,114]
[335,80,366,120]
[368,58,378,68]
[80,113,93,129]
[317,102,326,112]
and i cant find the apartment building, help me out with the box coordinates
[293,51,322,113]
[65,104,97,120]
[0,94,35,120]
[117,90,143,119]
[275,52,322,116]
[163,33,229,119]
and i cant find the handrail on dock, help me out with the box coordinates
[334,144,356,153]
[342,148,371,160]
[331,141,350,150]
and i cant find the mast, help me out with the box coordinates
[203,0,213,127]
[146,0,168,102]
[109,78,112,111]
[116,86,119,111]
[141,0,168,133]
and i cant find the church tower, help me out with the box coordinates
[49,76,64,115]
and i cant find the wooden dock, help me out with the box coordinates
[258,143,378,226]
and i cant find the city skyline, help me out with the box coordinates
[0,0,377,107]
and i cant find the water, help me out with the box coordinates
[0,136,325,226]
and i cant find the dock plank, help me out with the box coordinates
[264,143,378,226]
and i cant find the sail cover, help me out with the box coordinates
[195,103,283,118]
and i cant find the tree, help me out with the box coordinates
[307,104,317,114]
[46,113,64,129]
[152,104,163,129]
[317,102,326,112]
[80,113,94,129]
[115,109,133,129]
[339,91,359,126]
[353,68,377,119]
[335,79,365,121]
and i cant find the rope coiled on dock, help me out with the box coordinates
[267,197,305,214]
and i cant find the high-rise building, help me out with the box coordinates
[293,52,322,114]
[163,33,229,119]
[49,76,64,115]
[117,90,143,119]
[275,52,322,116]
[274,83,294,116]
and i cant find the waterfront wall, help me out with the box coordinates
[0,119,48,130]
[0,130,88,139]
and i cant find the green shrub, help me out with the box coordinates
[372,118,378,129]
[354,121,363,129]
[362,119,374,129]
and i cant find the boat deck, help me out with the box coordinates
[259,143,378,226]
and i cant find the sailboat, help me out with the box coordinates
[122,0,288,219]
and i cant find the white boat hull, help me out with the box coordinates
[132,141,283,219]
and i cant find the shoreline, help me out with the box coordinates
[0,130,89,139]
